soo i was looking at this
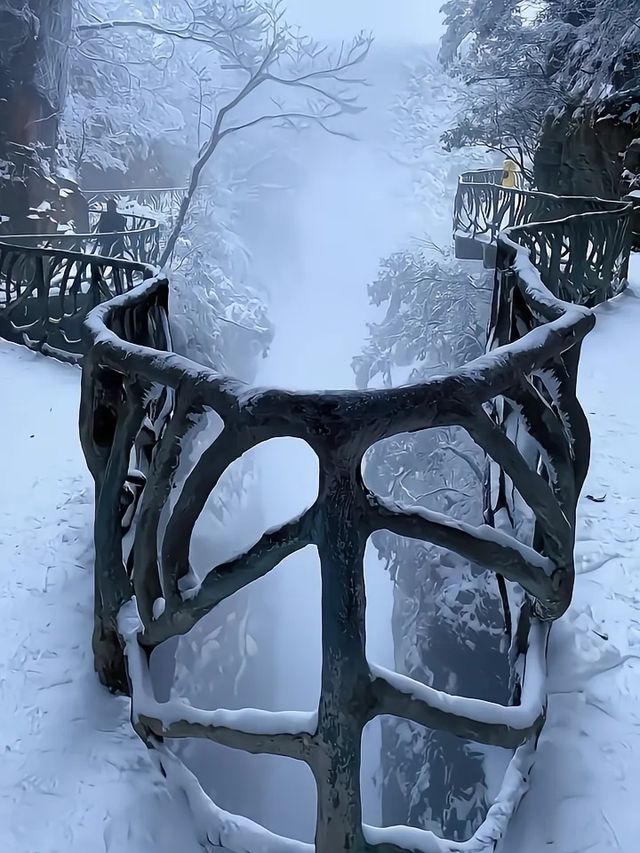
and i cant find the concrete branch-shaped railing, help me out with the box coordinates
[1,210,160,266]
[0,172,630,853]
[1,174,632,850]
[454,168,633,306]
[0,241,154,360]
[0,203,160,360]
[77,212,597,849]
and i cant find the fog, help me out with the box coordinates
[285,0,444,43]
[247,50,427,837]
[152,5,483,843]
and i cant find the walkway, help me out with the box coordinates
[504,254,640,853]
[0,255,639,850]
[0,342,205,853]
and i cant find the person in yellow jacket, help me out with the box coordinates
[501,159,520,188]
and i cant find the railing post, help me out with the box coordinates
[314,459,369,852]
[80,352,139,693]
[34,254,49,346]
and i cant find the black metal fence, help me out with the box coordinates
[1,211,160,266]
[0,204,159,359]
[0,241,153,360]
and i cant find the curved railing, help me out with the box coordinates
[0,204,159,361]
[1,210,160,266]
[0,172,634,851]
[454,168,633,306]
[0,240,154,361]
[76,218,604,850]
[84,186,187,227]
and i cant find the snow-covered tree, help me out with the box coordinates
[59,0,370,380]
[388,48,495,245]
[355,248,510,839]
[439,0,640,188]
[168,177,275,381]
[67,1,371,265]
[61,0,188,178]
[0,0,76,231]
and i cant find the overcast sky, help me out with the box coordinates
[283,0,444,44]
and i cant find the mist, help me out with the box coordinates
[153,2,490,837]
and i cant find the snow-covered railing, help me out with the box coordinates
[84,186,187,226]
[1,211,160,267]
[504,207,633,305]
[454,169,633,304]
[0,240,153,361]
[78,231,596,850]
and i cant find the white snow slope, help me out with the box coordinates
[0,256,638,853]
[503,255,640,853]
[0,342,205,853]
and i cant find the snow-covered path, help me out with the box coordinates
[1,257,639,852]
[0,342,204,853]
[504,257,640,853]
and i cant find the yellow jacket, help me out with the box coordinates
[501,159,520,188]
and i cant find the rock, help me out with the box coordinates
[534,92,640,200]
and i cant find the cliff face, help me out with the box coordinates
[534,93,640,200]
[0,0,72,149]
[0,0,74,232]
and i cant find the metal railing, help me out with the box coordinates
[0,243,154,361]
[0,197,160,359]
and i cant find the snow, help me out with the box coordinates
[371,618,547,733]
[362,743,536,852]
[374,493,555,577]
[0,340,205,853]
[120,597,318,737]
[501,254,640,853]
[0,214,638,850]
[151,744,312,853]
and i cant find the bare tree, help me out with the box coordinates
[75,1,372,266]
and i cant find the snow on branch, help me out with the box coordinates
[132,389,197,625]
[463,406,573,563]
[506,376,577,520]
[119,599,316,761]
[365,492,562,614]
[363,739,536,852]
[369,619,548,749]
[150,742,313,853]
[141,509,316,648]
[159,425,253,605]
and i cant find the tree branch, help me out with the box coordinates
[365,491,569,616]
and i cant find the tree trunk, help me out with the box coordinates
[0,0,73,232]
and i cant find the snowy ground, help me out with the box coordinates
[503,256,640,853]
[1,256,639,851]
[0,342,205,853]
